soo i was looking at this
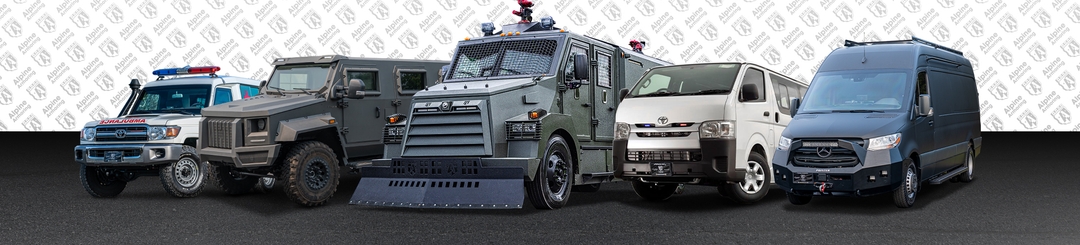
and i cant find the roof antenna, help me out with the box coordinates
[861,46,867,63]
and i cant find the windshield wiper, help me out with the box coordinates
[685,89,730,95]
[636,91,681,97]
[160,110,195,115]
[297,88,313,95]
[268,85,284,95]
[831,109,886,113]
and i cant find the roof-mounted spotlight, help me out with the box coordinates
[540,16,555,30]
[481,22,496,36]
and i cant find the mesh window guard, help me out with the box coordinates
[450,39,558,80]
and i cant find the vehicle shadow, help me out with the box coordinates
[611,184,790,212]
[779,180,969,214]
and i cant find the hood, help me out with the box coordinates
[783,112,909,139]
[201,94,322,118]
[616,95,729,124]
[417,76,543,99]
[82,113,200,128]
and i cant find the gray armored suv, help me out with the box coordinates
[198,55,447,206]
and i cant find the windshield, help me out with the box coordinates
[447,39,559,81]
[799,69,912,113]
[629,63,741,97]
[129,85,211,115]
[267,64,331,90]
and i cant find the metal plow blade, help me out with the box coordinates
[350,161,525,209]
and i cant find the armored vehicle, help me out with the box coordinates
[198,56,447,206]
[75,66,261,198]
[773,37,981,208]
[352,9,670,209]
[614,63,807,204]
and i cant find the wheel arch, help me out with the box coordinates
[293,127,347,166]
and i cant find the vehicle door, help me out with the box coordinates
[912,70,938,175]
[341,66,389,154]
[769,74,796,140]
[593,47,615,142]
[733,66,775,165]
[211,85,234,106]
[564,40,594,143]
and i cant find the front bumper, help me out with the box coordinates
[773,145,904,197]
[368,157,536,180]
[199,145,280,168]
[74,143,187,167]
[613,139,743,185]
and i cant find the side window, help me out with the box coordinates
[786,83,799,107]
[596,51,612,88]
[347,70,378,92]
[915,71,929,106]
[741,68,766,102]
[397,69,427,93]
[213,88,233,105]
[770,74,788,113]
[240,85,260,98]
[565,45,589,99]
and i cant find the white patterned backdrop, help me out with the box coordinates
[0,0,1078,131]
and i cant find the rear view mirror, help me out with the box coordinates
[917,94,932,116]
[573,53,589,80]
[739,83,759,101]
[790,98,800,115]
[619,88,630,102]
[347,79,366,99]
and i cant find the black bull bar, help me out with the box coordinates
[350,158,526,209]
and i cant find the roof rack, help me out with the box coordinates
[843,36,963,56]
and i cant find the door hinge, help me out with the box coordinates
[340,127,349,135]
[391,99,402,106]
[338,100,349,108]
[590,60,598,66]
[591,118,599,126]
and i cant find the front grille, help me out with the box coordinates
[792,147,860,167]
[626,150,703,162]
[95,126,149,141]
[88,149,142,158]
[635,131,692,137]
[205,118,235,149]
[402,102,489,157]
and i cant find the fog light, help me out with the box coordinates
[152,149,165,159]
[881,170,888,177]
[868,175,876,182]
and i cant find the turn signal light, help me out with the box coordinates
[527,109,547,119]
[165,127,181,137]
[386,114,407,124]
[328,119,337,124]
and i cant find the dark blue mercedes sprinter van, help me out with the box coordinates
[773,37,982,208]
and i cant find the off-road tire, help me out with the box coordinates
[80,164,127,198]
[159,146,207,198]
[526,135,574,209]
[212,163,258,195]
[959,145,974,183]
[725,152,771,204]
[254,176,276,193]
[282,141,340,207]
[632,181,678,201]
[786,192,812,205]
[892,158,918,208]
[572,183,602,192]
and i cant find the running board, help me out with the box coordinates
[580,172,614,185]
[929,165,968,185]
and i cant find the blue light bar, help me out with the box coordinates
[152,66,221,76]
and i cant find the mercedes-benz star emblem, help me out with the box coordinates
[114,129,127,139]
[657,116,669,125]
[439,101,451,111]
[816,147,832,158]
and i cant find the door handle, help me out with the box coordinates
[763,111,770,117]
[774,113,779,123]
[375,107,382,118]
[928,120,934,126]
[582,103,591,107]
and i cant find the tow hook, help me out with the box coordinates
[813,182,833,193]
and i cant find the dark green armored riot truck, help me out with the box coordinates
[198,55,447,206]
[352,17,670,209]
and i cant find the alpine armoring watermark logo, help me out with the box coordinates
[867,0,887,17]
[230,53,249,72]
[171,0,192,14]
[1018,110,1038,129]
[0,52,16,71]
[370,1,390,20]
[669,0,689,12]
[1022,77,1041,95]
[984,114,1003,131]
[437,0,458,10]
[139,1,158,19]
[303,10,322,29]
[269,15,288,34]
[796,41,815,61]
[168,29,187,48]
[998,13,1018,33]
[732,17,752,37]
[61,78,80,96]
[699,21,718,41]
[1052,106,1071,125]
[603,2,621,21]
[1067,4,1080,23]
[964,19,983,37]
[936,0,955,8]
[337,7,356,24]
[800,9,820,27]
[902,0,921,13]
[762,46,782,66]
[27,81,47,101]
[70,9,90,28]
[399,30,419,49]
[91,106,110,121]
[403,0,423,15]
[568,6,588,26]
[994,48,1012,66]
[1032,9,1051,28]
[37,14,56,33]
[332,39,351,56]
[206,0,226,9]
[66,43,85,62]
[104,4,124,24]
[433,25,454,44]
[99,38,120,57]
[931,23,950,42]
[833,3,854,22]
[636,0,656,16]
[23,115,42,131]
[366,35,385,54]
[3,19,22,37]
[234,19,255,38]
[202,25,221,43]
[0,86,12,105]
[32,48,51,67]
[1061,38,1080,57]
[766,13,786,32]
[96,73,115,91]
[133,33,153,53]
[989,81,1008,100]
[666,26,685,45]
[1027,42,1047,62]
[1059,72,1076,91]
[474,0,491,6]
[704,0,722,7]
[57,109,76,130]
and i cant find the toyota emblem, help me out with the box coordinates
[657,116,669,125]
[816,147,832,158]
[114,129,127,139]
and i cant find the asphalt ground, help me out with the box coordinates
[1,132,1077,244]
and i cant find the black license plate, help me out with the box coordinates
[793,173,814,184]
[104,151,123,162]
[650,162,672,176]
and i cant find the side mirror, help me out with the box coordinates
[739,83,759,101]
[573,53,589,80]
[917,94,932,116]
[790,98,800,115]
[619,88,630,102]
[347,79,366,99]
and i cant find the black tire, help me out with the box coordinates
[725,152,771,204]
[572,183,602,192]
[632,181,678,201]
[959,146,974,183]
[526,135,574,209]
[254,175,276,193]
[212,163,258,195]
[159,146,207,198]
[786,192,812,205]
[892,158,918,208]
[282,141,340,207]
[80,164,127,198]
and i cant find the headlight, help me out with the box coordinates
[505,121,542,140]
[383,125,405,143]
[699,120,735,138]
[248,118,267,132]
[148,126,181,140]
[867,133,901,151]
[614,122,631,140]
[778,136,791,151]
[81,128,96,141]
[508,122,538,133]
